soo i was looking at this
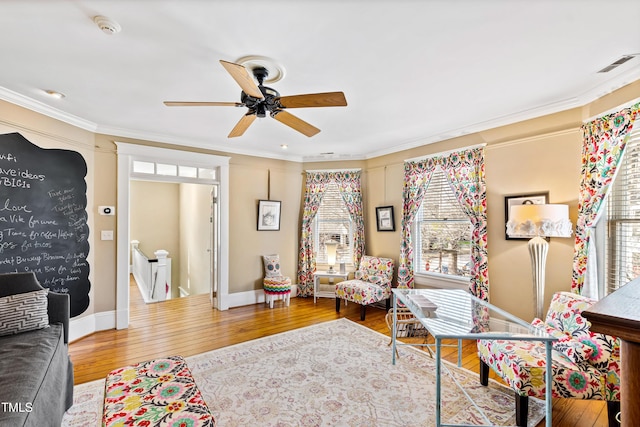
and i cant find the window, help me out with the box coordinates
[600,128,640,296]
[313,181,354,265]
[413,168,472,279]
[131,160,217,183]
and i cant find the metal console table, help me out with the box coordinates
[391,288,556,427]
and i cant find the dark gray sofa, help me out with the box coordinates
[0,272,74,426]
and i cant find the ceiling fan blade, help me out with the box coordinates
[219,60,264,99]
[228,113,257,138]
[164,101,243,107]
[277,92,347,108]
[272,110,320,137]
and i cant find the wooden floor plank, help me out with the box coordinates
[68,279,609,427]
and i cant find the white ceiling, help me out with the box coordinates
[1,1,639,162]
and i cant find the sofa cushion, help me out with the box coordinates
[0,324,72,426]
[531,317,593,364]
[0,289,49,336]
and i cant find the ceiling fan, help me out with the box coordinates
[164,60,347,138]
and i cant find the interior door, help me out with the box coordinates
[210,184,219,308]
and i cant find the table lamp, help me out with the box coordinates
[326,240,338,273]
[507,204,573,318]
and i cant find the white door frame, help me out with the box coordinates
[115,143,230,329]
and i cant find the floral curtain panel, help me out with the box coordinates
[397,147,489,300]
[444,150,489,300]
[297,170,365,296]
[397,159,434,289]
[572,102,639,295]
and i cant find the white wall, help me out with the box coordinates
[179,183,213,296]
[130,180,180,296]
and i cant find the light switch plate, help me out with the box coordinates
[101,230,114,240]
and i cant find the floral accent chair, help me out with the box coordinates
[262,254,292,309]
[477,292,621,427]
[335,255,395,321]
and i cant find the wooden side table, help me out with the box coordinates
[583,277,640,427]
[313,271,349,303]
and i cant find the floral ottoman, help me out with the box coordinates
[103,355,215,427]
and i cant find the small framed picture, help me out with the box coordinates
[504,192,548,240]
[257,200,281,231]
[376,205,395,232]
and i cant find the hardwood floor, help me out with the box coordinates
[68,280,611,427]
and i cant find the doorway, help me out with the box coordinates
[129,180,216,301]
[116,143,230,329]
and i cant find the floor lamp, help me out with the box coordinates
[507,204,573,319]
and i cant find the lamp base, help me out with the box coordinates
[528,235,549,319]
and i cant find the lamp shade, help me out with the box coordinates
[507,204,572,238]
[326,241,338,267]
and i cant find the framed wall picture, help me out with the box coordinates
[504,192,548,240]
[257,200,281,231]
[376,205,395,231]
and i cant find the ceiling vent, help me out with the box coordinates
[598,55,637,73]
[93,16,121,35]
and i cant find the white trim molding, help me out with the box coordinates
[115,142,230,329]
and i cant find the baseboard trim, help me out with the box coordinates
[69,310,116,342]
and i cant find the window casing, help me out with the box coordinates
[598,128,640,296]
[312,182,354,266]
[413,168,472,280]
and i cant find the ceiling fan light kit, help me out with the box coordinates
[164,58,347,138]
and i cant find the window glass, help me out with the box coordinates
[132,161,155,174]
[178,166,197,178]
[199,168,216,180]
[313,181,353,265]
[414,168,472,278]
[156,163,177,176]
[603,129,640,295]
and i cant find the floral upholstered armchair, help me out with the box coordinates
[335,255,394,321]
[477,291,621,427]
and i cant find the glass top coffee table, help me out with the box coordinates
[391,288,556,427]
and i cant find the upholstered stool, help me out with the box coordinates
[263,276,292,308]
[262,254,292,309]
[103,355,215,427]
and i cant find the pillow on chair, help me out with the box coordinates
[263,254,282,278]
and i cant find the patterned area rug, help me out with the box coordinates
[62,319,545,426]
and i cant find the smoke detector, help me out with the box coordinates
[93,16,121,35]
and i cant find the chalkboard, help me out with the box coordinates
[0,133,90,317]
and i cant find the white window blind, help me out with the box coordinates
[604,127,640,295]
[313,182,354,265]
[414,167,472,277]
